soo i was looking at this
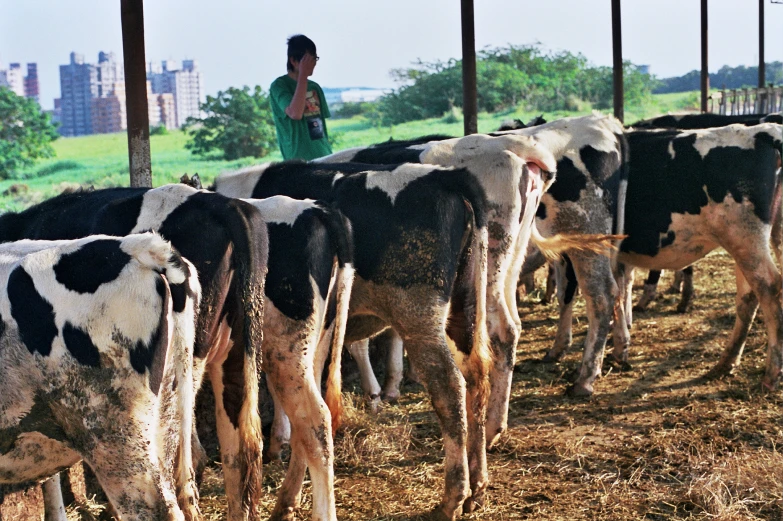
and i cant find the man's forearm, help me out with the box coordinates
[285,76,309,120]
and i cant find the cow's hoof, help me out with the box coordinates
[381,389,400,403]
[428,503,461,521]
[367,394,382,414]
[675,303,690,314]
[541,352,563,364]
[269,504,296,521]
[704,364,733,380]
[486,427,505,450]
[463,491,485,513]
[604,354,632,372]
[565,383,594,397]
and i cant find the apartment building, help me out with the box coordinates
[147,59,204,128]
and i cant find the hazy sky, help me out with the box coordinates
[3,1,783,110]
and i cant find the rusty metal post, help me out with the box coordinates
[121,0,152,188]
[701,0,709,113]
[759,0,765,87]
[461,0,478,135]
[612,0,624,122]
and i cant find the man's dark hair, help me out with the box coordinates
[287,34,317,72]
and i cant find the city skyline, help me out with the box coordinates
[4,1,783,111]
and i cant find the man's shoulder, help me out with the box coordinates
[270,75,292,91]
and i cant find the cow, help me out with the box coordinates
[215,160,503,520]
[0,185,268,521]
[617,124,783,388]
[630,113,770,130]
[626,114,783,313]
[240,195,353,521]
[497,114,547,131]
[323,113,630,401]
[0,233,201,521]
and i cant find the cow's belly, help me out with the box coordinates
[0,432,80,483]
[619,210,720,270]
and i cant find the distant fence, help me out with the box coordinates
[708,84,783,114]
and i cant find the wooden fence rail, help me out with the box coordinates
[709,84,783,114]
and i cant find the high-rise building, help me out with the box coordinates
[24,63,39,101]
[92,82,126,134]
[59,51,123,136]
[0,63,25,96]
[147,59,204,128]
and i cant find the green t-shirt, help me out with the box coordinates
[269,75,333,160]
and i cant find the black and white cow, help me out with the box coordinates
[616,124,783,387]
[241,195,353,521]
[0,233,201,521]
[216,161,496,520]
[627,113,781,312]
[630,113,770,130]
[325,114,629,400]
[0,185,268,521]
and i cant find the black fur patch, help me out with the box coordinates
[8,267,57,356]
[546,157,588,203]
[63,322,101,367]
[54,239,131,294]
[129,323,163,375]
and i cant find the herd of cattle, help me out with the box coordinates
[0,110,780,521]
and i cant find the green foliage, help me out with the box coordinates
[149,124,169,136]
[184,85,276,160]
[377,44,658,125]
[0,87,59,179]
[656,62,783,93]
[333,101,378,119]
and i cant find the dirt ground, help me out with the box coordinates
[190,249,783,521]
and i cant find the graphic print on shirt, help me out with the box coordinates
[304,90,325,140]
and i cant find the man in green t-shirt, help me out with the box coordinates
[269,34,333,160]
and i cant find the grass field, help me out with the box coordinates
[0,91,702,212]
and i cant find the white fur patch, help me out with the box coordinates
[364,164,445,204]
[686,123,783,159]
[214,162,274,198]
[133,184,199,233]
[245,196,316,227]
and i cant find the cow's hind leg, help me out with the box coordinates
[207,336,263,521]
[404,336,470,521]
[266,373,291,461]
[566,253,619,396]
[265,307,336,521]
[542,256,578,362]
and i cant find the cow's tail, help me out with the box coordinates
[463,200,492,419]
[223,199,268,515]
[315,203,355,433]
[126,233,201,520]
[770,143,783,267]
[530,223,625,261]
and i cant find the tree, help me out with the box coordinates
[185,85,276,160]
[0,87,59,179]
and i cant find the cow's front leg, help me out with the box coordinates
[634,269,662,311]
[676,266,695,313]
[346,339,382,412]
[405,338,470,521]
[542,256,577,362]
[266,373,291,461]
[380,329,404,402]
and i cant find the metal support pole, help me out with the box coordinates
[701,0,709,113]
[121,0,152,188]
[461,0,478,135]
[759,0,765,87]
[611,0,624,122]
